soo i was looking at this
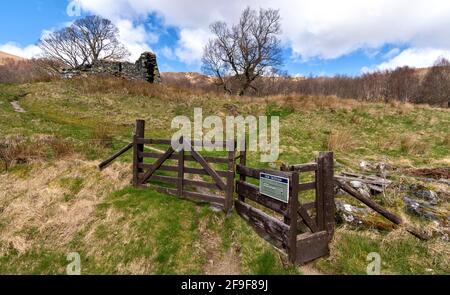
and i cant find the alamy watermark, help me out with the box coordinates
[171,108,280,163]
[366,252,381,275]
[66,252,81,275]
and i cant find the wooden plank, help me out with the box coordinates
[144,174,219,190]
[190,148,226,190]
[178,145,184,197]
[335,178,429,241]
[315,155,325,230]
[289,163,318,172]
[288,172,300,264]
[296,231,330,265]
[99,142,133,171]
[322,152,335,238]
[236,181,288,214]
[153,186,225,206]
[132,136,139,187]
[183,167,228,177]
[136,138,173,145]
[298,182,316,192]
[135,120,145,174]
[225,147,236,212]
[236,165,292,181]
[238,150,247,201]
[297,205,319,233]
[139,152,229,164]
[302,202,316,211]
[138,164,228,177]
[235,200,290,251]
[140,147,175,183]
[335,179,402,224]
[136,138,231,147]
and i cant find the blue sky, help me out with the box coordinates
[1,0,450,76]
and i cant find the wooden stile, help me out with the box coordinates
[237,151,335,265]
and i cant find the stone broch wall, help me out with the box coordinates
[62,52,162,84]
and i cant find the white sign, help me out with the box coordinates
[260,173,290,203]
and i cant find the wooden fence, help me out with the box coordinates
[132,120,236,212]
[97,120,338,265]
[235,152,335,265]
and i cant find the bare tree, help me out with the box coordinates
[418,58,450,106]
[385,66,419,103]
[202,7,283,96]
[39,15,129,68]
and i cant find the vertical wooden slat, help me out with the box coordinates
[288,171,299,264]
[132,135,139,187]
[225,140,236,212]
[177,137,184,197]
[135,120,145,173]
[321,152,335,239]
[315,154,325,231]
[280,164,291,225]
[238,141,247,202]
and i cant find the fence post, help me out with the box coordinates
[280,165,292,226]
[321,152,335,239]
[288,171,299,264]
[238,138,247,202]
[133,120,145,187]
[178,137,184,197]
[225,140,236,213]
[315,154,325,231]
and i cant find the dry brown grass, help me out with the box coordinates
[70,76,204,102]
[443,133,450,147]
[264,94,361,112]
[326,130,358,152]
[400,134,428,155]
[0,135,74,171]
[91,125,113,148]
[0,160,130,254]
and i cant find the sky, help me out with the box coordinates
[1,0,450,76]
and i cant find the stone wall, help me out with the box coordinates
[61,52,161,84]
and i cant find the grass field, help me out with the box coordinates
[0,77,449,274]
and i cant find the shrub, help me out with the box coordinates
[326,130,358,152]
[399,134,427,155]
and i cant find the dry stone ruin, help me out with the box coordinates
[62,52,161,83]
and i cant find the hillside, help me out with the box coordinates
[0,77,449,274]
[0,51,26,65]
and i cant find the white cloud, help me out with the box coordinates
[6,0,450,70]
[75,0,450,62]
[375,48,450,71]
[115,20,154,61]
[160,46,175,60]
[0,42,42,59]
[383,48,401,60]
[174,28,212,64]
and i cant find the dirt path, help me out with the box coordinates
[11,101,26,113]
[299,264,323,275]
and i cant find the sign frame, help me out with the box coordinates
[259,172,290,204]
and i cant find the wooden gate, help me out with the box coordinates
[235,151,335,265]
[132,120,236,212]
[128,119,335,265]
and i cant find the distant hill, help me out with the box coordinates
[162,72,215,84]
[0,51,26,65]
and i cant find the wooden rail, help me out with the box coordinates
[98,142,133,171]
